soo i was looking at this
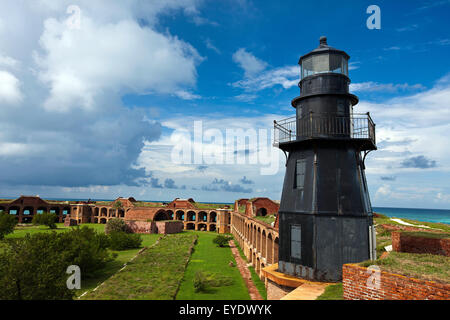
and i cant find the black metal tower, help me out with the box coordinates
[273,37,377,282]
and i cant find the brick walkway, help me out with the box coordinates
[229,240,263,300]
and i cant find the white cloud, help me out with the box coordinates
[0,70,22,104]
[174,90,201,100]
[0,54,20,68]
[232,48,267,78]
[232,65,298,92]
[35,16,203,112]
[350,81,425,92]
[359,74,450,177]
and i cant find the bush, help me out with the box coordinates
[213,235,232,247]
[32,212,57,229]
[0,227,115,299]
[0,233,74,300]
[59,226,114,277]
[105,218,129,234]
[108,231,142,251]
[193,271,209,292]
[0,212,17,240]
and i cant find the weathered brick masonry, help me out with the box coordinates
[343,264,450,300]
[125,220,184,234]
[391,232,450,256]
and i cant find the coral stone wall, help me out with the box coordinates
[124,207,160,221]
[391,232,450,256]
[126,220,156,234]
[343,264,450,300]
[155,221,184,234]
[125,220,184,234]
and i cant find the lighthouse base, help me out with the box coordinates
[278,212,375,282]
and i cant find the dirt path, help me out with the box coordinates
[229,240,263,300]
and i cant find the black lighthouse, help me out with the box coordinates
[274,37,377,282]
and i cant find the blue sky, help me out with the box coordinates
[0,0,449,209]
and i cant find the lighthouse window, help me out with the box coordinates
[291,224,302,259]
[295,159,306,189]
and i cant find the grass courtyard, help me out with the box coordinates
[176,231,250,300]
[5,223,162,298]
[4,224,252,300]
[85,232,198,300]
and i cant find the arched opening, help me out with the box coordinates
[9,206,19,215]
[187,211,195,221]
[209,224,216,232]
[22,206,33,223]
[94,218,98,223]
[37,207,47,214]
[94,207,99,216]
[100,208,107,217]
[109,208,115,217]
[100,218,107,224]
[257,227,261,252]
[267,233,273,264]
[198,211,207,222]
[118,209,125,218]
[197,223,207,231]
[0,206,5,214]
[262,230,267,259]
[175,210,184,221]
[256,257,260,274]
[209,211,217,222]
[49,207,60,215]
[62,207,71,215]
[166,210,174,220]
[256,207,267,216]
[186,223,195,230]
[153,210,169,221]
[274,237,279,263]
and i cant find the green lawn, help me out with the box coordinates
[316,283,343,300]
[84,232,197,300]
[77,232,161,297]
[5,223,161,298]
[360,251,450,283]
[176,232,250,300]
[253,215,276,226]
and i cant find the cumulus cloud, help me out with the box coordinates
[0,1,205,188]
[0,70,22,104]
[240,176,254,184]
[380,176,396,181]
[231,65,298,92]
[202,178,252,193]
[350,81,425,93]
[232,48,267,78]
[35,16,202,112]
[401,155,437,169]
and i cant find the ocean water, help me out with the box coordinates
[373,207,450,225]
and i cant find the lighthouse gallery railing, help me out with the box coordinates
[273,112,375,145]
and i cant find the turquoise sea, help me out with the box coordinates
[373,207,450,225]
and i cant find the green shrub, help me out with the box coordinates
[105,218,129,234]
[32,212,57,229]
[193,270,209,292]
[59,226,114,277]
[0,227,115,299]
[212,235,232,247]
[0,232,74,300]
[0,212,17,240]
[108,231,142,251]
